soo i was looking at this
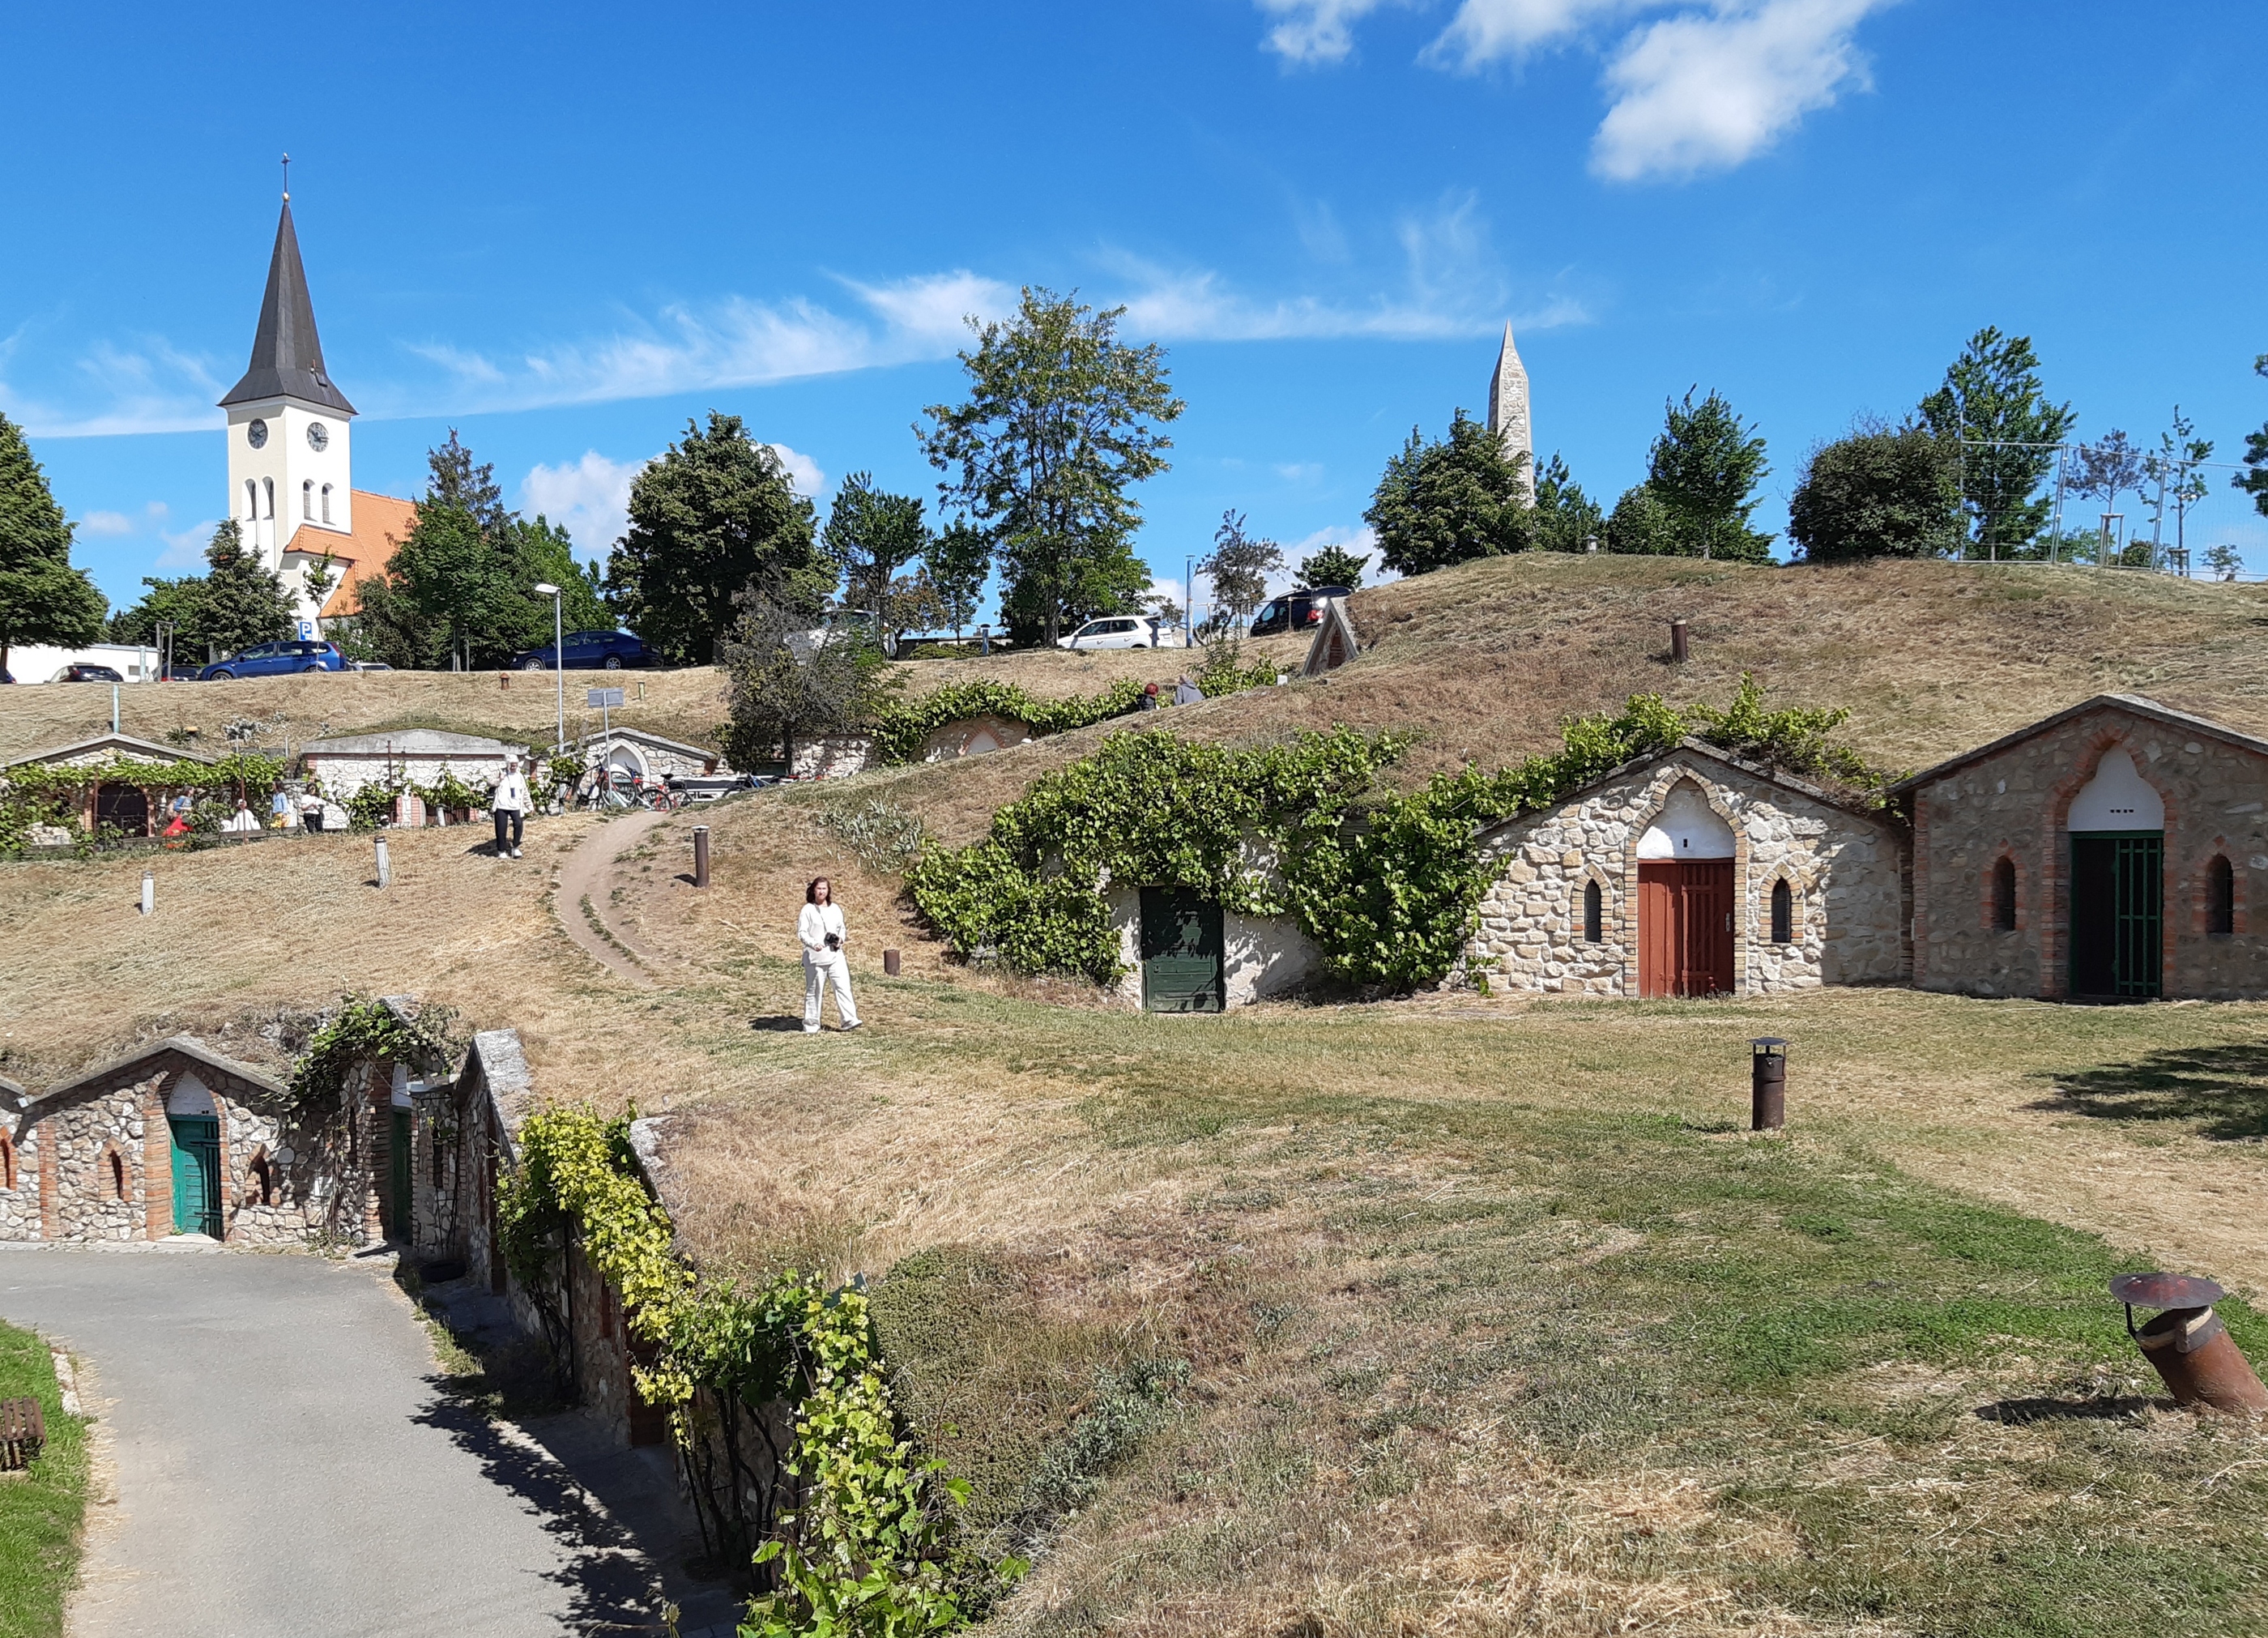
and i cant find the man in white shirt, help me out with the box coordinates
[492,757,532,860]
[797,877,861,1032]
[221,800,261,834]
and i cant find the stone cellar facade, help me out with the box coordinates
[1464,740,1910,997]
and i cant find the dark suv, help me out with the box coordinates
[511,629,654,671]
[198,640,347,680]
[1249,586,1352,638]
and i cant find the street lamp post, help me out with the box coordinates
[532,582,565,754]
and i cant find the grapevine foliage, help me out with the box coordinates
[908,676,1886,990]
[498,1107,1016,1635]
[868,677,1147,765]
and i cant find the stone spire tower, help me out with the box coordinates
[1486,323,1535,506]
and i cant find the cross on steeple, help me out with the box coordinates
[282,152,290,201]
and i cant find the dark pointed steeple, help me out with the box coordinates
[220,198,356,414]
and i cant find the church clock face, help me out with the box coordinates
[246,419,268,449]
[306,421,330,452]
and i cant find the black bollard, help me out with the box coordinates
[1750,1037,1787,1130]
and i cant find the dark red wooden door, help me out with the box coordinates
[1638,861,1736,996]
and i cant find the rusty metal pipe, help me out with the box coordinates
[2113,1273,2268,1414]
[883,948,902,977]
[1670,620,1690,663]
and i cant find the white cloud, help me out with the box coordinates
[1592,0,1883,181]
[1287,523,1395,588]
[1257,0,1405,63]
[80,510,135,536]
[768,444,826,499]
[156,518,217,569]
[1258,0,1890,183]
[1429,0,1641,62]
[521,450,648,558]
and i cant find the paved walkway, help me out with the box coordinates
[0,1244,707,1637]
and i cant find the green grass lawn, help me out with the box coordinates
[655,965,2268,1634]
[0,1321,87,1638]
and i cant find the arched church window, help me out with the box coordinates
[302,480,314,518]
[1583,880,1603,944]
[245,478,258,522]
[1771,879,1793,944]
[321,484,334,524]
[262,477,275,519]
[1993,857,2017,932]
[2209,855,2235,936]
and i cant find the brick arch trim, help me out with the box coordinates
[2044,723,2181,998]
[1622,767,1753,996]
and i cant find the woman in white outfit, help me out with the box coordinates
[799,877,861,1033]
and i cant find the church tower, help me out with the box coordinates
[1486,323,1536,507]
[220,194,356,626]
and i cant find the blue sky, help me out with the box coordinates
[7,1,2266,618]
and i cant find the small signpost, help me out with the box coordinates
[587,687,626,776]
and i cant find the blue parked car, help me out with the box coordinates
[511,629,653,671]
[198,640,347,680]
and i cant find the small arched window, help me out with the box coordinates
[1771,878,1793,944]
[0,1130,15,1192]
[107,1148,127,1201]
[302,479,314,518]
[244,478,259,522]
[1582,879,1604,944]
[1992,856,2017,932]
[248,1150,275,1208]
[262,477,275,519]
[2208,855,2236,936]
[321,483,334,523]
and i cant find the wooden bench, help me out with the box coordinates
[0,1396,44,1470]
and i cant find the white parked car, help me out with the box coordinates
[1057,616,1178,651]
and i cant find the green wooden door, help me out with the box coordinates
[2071,832,2164,999]
[390,1109,413,1241]
[1140,887,1224,1013]
[168,1116,221,1237]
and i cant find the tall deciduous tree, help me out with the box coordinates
[607,412,817,664]
[1787,424,1961,561]
[1531,452,1605,554]
[1641,389,1773,561]
[1919,326,2078,554]
[919,288,1183,646]
[2068,430,2151,563]
[923,518,991,640]
[823,472,931,646]
[1366,411,1535,577]
[0,411,106,677]
[113,519,297,663]
[1202,510,1285,628]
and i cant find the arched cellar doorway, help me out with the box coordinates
[2068,748,2164,999]
[1636,783,1737,997]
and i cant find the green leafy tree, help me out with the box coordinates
[718,588,902,773]
[1531,452,1605,554]
[1605,483,1679,555]
[0,410,106,677]
[193,518,298,658]
[1919,326,2078,554]
[356,433,607,669]
[919,288,1183,646]
[1366,410,1534,577]
[2145,407,2215,561]
[1786,424,1961,561]
[1296,541,1371,588]
[1202,510,1284,629]
[606,412,817,665]
[2068,430,2151,563]
[1641,388,1773,561]
[2234,356,2268,521]
[923,518,991,639]
[823,472,931,647]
